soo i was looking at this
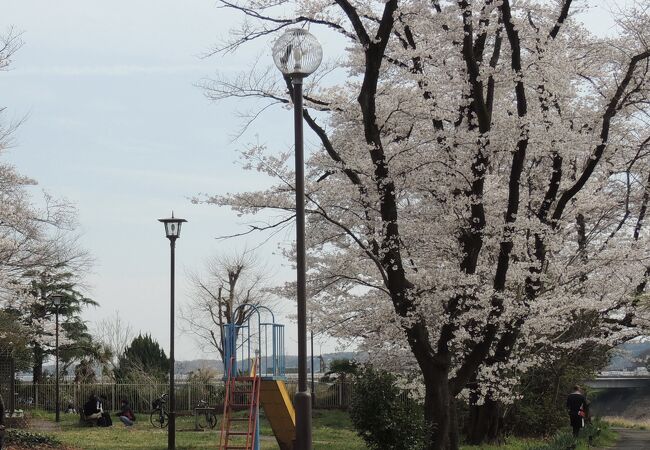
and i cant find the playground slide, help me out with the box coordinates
[260,380,296,450]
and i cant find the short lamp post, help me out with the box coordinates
[272,28,322,450]
[51,294,63,423]
[158,212,187,450]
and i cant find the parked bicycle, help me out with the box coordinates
[195,399,217,429]
[150,393,169,428]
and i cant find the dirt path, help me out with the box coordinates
[610,428,650,449]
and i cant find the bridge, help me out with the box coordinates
[586,369,650,389]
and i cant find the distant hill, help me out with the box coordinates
[176,351,365,374]
[29,351,366,381]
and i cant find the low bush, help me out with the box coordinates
[349,366,427,450]
[5,429,62,448]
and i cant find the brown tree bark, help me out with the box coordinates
[466,398,503,445]
[422,366,452,450]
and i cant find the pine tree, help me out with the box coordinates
[115,334,169,381]
[6,264,98,383]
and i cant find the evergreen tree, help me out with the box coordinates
[116,334,169,381]
[6,264,98,383]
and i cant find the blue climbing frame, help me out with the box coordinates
[222,304,286,380]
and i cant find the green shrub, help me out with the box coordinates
[507,399,566,437]
[525,419,611,450]
[5,429,62,447]
[350,366,427,450]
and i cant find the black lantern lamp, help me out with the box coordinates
[159,212,186,240]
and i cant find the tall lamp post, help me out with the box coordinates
[158,212,187,450]
[272,28,322,450]
[51,294,63,423]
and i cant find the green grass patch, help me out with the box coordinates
[458,419,617,450]
[523,419,617,450]
[24,409,367,450]
[23,410,618,450]
[459,436,545,450]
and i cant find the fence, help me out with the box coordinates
[12,380,353,413]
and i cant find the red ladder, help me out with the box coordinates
[219,357,261,450]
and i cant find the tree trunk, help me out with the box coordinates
[32,344,44,384]
[466,397,503,445]
[448,397,460,450]
[423,366,457,450]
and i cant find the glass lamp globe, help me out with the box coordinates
[272,28,322,77]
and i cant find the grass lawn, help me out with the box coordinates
[27,409,367,450]
[459,437,544,450]
[21,410,618,450]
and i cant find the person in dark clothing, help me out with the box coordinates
[566,385,587,437]
[97,395,112,427]
[83,394,102,422]
[116,399,136,427]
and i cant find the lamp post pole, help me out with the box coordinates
[55,301,60,423]
[292,74,312,450]
[168,235,176,449]
[272,29,322,450]
[311,327,315,406]
[158,213,187,450]
[49,294,62,423]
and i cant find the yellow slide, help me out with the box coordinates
[260,380,296,450]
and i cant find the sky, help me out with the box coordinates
[0,1,627,363]
[0,0,341,362]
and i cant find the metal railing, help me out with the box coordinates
[12,380,354,413]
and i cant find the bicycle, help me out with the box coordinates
[150,393,169,428]
[195,399,217,429]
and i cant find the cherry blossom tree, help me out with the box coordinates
[0,27,95,384]
[201,1,650,448]
[0,28,85,296]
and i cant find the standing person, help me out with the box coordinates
[116,399,136,427]
[566,385,587,437]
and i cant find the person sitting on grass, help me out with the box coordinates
[97,395,112,427]
[65,401,76,414]
[117,399,136,427]
[83,394,103,423]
